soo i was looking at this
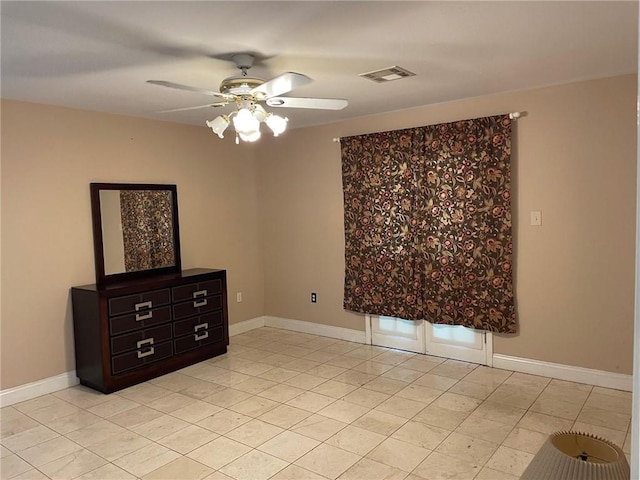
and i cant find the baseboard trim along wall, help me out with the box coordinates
[1,317,632,407]
[263,316,368,344]
[228,316,267,337]
[493,354,633,391]
[0,371,79,408]
[232,317,633,390]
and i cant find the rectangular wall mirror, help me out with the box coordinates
[90,183,182,284]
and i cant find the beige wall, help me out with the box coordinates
[0,101,265,389]
[258,74,637,374]
[1,74,636,389]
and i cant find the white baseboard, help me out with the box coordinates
[493,354,632,392]
[264,316,367,344]
[0,318,267,407]
[2,322,631,408]
[232,318,633,391]
[229,316,266,336]
[0,371,79,407]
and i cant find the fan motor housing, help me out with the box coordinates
[219,76,265,96]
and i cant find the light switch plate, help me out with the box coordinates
[530,211,542,226]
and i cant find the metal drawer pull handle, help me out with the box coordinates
[194,323,208,341]
[135,301,152,311]
[135,310,153,321]
[137,338,155,358]
[194,330,209,341]
[193,290,207,307]
[137,346,155,358]
[193,298,208,308]
[137,338,154,349]
[192,290,208,307]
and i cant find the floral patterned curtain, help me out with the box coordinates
[341,114,516,333]
[120,190,175,272]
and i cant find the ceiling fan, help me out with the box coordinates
[147,53,348,143]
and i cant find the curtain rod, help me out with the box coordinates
[332,111,522,142]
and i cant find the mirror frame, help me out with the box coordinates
[90,182,182,285]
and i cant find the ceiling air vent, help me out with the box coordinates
[359,66,416,83]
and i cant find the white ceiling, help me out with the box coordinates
[1,1,637,130]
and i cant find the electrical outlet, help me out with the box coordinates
[311,292,317,303]
[236,292,242,303]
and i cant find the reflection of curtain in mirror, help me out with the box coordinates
[120,191,175,272]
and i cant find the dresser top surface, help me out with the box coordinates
[73,268,225,293]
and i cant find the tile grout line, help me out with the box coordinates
[1,327,632,479]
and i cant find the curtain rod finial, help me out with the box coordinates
[509,112,521,120]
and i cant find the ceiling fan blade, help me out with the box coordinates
[251,72,311,98]
[159,103,228,113]
[265,97,348,110]
[147,80,234,100]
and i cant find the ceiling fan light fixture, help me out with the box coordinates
[151,53,349,145]
[233,107,260,135]
[206,115,230,138]
[265,114,288,136]
[209,106,284,143]
[252,104,267,122]
[238,130,262,143]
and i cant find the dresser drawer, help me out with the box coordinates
[172,279,222,303]
[173,294,222,320]
[111,339,173,375]
[109,305,172,336]
[110,324,172,355]
[173,311,224,338]
[174,325,224,355]
[108,289,171,316]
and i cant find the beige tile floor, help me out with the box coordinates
[0,327,633,480]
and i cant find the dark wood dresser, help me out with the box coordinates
[71,268,228,393]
